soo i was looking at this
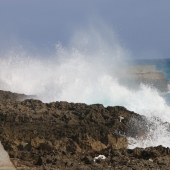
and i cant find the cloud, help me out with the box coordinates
[0,0,170,58]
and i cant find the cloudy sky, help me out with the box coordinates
[0,0,170,59]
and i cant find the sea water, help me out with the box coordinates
[0,30,170,149]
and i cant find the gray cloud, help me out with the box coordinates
[0,0,170,58]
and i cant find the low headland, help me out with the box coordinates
[117,65,170,92]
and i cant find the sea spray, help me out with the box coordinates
[0,29,170,148]
[128,116,170,149]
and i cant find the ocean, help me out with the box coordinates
[0,47,170,149]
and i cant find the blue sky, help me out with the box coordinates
[0,0,170,59]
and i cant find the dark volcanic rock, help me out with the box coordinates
[0,90,170,169]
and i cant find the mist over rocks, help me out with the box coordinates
[0,90,170,169]
[0,90,36,101]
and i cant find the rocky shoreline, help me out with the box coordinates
[0,90,170,169]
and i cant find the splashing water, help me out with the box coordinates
[128,117,170,149]
[0,29,170,148]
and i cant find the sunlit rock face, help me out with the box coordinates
[0,142,15,170]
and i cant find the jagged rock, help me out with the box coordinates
[0,90,170,169]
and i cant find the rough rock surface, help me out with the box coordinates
[0,90,170,169]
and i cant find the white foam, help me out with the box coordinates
[94,155,106,162]
[128,116,170,149]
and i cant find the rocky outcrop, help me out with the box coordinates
[0,90,170,169]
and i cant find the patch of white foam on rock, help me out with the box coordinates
[93,155,106,162]
[0,142,16,170]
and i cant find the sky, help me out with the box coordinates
[0,0,170,59]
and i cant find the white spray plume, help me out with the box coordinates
[0,27,170,148]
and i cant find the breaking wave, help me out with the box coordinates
[0,28,170,148]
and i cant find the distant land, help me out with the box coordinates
[117,65,170,92]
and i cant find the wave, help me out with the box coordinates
[0,28,170,148]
